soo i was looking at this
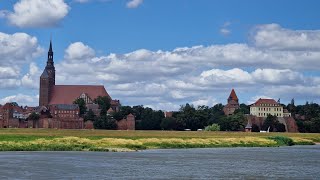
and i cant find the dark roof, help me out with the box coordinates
[251,98,279,106]
[51,104,79,110]
[49,85,111,105]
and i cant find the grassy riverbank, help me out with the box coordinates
[0,129,319,151]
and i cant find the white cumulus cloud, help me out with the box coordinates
[21,62,41,89]
[7,0,70,28]
[64,42,96,61]
[0,94,39,106]
[252,23,320,51]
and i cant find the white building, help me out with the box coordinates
[250,98,285,118]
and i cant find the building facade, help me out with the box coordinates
[250,98,284,117]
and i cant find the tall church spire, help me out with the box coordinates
[40,38,56,106]
[49,39,53,52]
[47,39,54,67]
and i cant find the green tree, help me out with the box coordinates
[275,123,286,132]
[204,123,220,131]
[218,112,245,131]
[28,112,40,128]
[234,103,250,114]
[73,98,87,116]
[262,114,277,132]
[310,116,320,133]
[112,111,124,121]
[84,109,95,121]
[93,115,117,129]
[94,96,111,116]
[160,117,177,130]
[262,114,286,132]
[139,108,164,130]
[207,104,225,125]
[176,104,199,130]
[251,124,260,132]
[132,105,144,120]
[112,106,134,121]
[28,112,40,121]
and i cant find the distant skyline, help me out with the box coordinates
[0,0,320,110]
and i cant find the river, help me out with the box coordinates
[0,145,319,179]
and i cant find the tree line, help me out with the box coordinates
[73,97,320,133]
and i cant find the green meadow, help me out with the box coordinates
[0,129,319,152]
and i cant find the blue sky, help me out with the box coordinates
[0,0,320,110]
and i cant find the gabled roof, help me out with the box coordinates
[228,89,238,101]
[49,85,111,105]
[251,98,279,106]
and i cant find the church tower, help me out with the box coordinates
[39,40,56,106]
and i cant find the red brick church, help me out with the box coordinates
[36,40,134,129]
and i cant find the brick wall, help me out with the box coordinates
[117,114,135,130]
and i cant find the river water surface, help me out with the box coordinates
[0,145,319,179]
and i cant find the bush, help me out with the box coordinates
[204,124,220,131]
[160,117,177,130]
[268,136,294,146]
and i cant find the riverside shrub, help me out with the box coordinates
[268,136,294,146]
[204,124,220,131]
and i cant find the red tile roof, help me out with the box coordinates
[49,85,111,105]
[228,89,238,101]
[252,98,279,106]
[2,103,13,109]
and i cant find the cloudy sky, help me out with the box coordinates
[0,0,320,110]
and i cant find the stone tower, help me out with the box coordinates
[223,89,240,115]
[39,40,55,106]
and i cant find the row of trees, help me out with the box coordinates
[112,103,247,131]
[74,97,320,133]
[284,100,320,133]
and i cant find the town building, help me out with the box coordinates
[250,98,284,117]
[36,40,133,129]
[223,89,240,115]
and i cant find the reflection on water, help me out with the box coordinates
[0,145,319,179]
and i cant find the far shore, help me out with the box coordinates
[0,129,319,152]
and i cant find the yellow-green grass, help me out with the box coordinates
[0,129,319,151]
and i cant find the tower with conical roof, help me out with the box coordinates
[228,89,239,104]
[39,40,56,106]
[223,89,240,115]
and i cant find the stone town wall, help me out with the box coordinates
[26,118,84,129]
[117,114,135,130]
[8,119,19,128]
[245,115,298,132]
[84,120,94,129]
[285,117,298,132]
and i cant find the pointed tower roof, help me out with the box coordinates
[228,89,238,101]
[49,40,53,52]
